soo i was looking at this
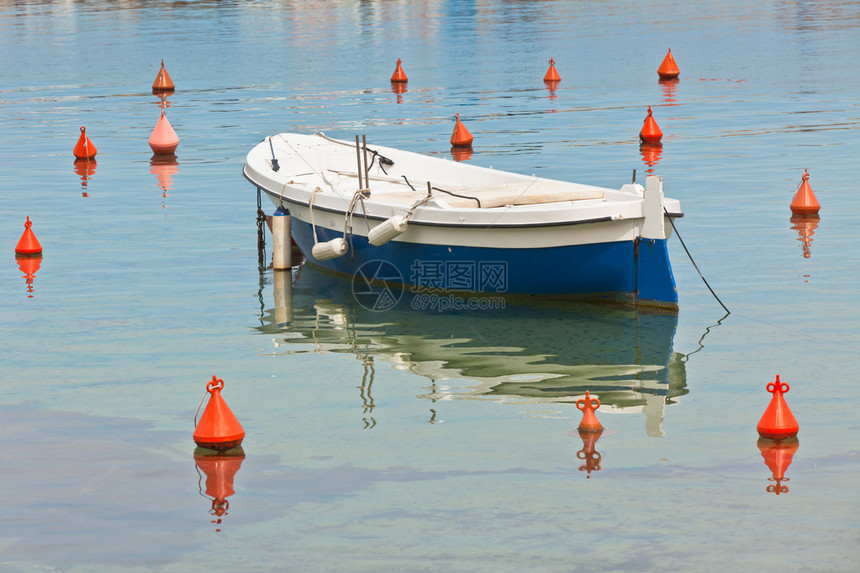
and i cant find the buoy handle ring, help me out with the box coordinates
[576,396,600,411]
[207,375,224,393]
[209,499,229,514]
[766,381,789,394]
[80,126,86,133]
[24,217,32,229]
[577,449,600,462]
[548,57,555,66]
[767,483,789,494]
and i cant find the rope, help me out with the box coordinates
[664,207,730,314]
[315,132,394,174]
[193,390,208,428]
[309,187,321,245]
[399,175,482,208]
[256,187,266,269]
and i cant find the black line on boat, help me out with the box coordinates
[664,206,730,314]
[258,190,615,229]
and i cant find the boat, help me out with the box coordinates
[253,264,688,437]
[244,132,683,310]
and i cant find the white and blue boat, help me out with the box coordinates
[244,133,683,310]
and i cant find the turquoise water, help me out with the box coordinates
[1,1,859,571]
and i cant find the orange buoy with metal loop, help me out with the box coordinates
[73,126,97,159]
[790,169,820,214]
[544,57,561,82]
[15,217,42,256]
[193,376,245,450]
[390,58,407,83]
[639,106,663,145]
[450,113,473,147]
[576,390,603,432]
[657,48,680,80]
[152,59,175,92]
[149,109,179,154]
[756,375,799,440]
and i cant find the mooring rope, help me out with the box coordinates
[664,207,730,314]
[256,187,266,269]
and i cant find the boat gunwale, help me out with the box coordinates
[243,167,683,231]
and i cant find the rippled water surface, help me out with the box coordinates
[1,1,859,571]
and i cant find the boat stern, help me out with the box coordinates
[635,175,678,309]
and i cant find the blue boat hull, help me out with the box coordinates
[289,218,678,309]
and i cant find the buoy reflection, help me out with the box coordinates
[155,92,172,109]
[391,82,407,104]
[73,158,97,197]
[640,143,663,174]
[16,254,42,298]
[544,80,560,100]
[451,146,473,162]
[575,427,604,478]
[790,214,819,259]
[659,78,679,106]
[194,446,245,532]
[757,437,798,495]
[150,154,179,212]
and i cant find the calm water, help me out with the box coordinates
[2,1,859,571]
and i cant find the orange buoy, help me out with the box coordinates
[789,169,820,214]
[194,447,245,531]
[152,59,175,92]
[450,113,473,147]
[639,106,663,145]
[757,437,798,495]
[149,109,179,154]
[657,48,680,80]
[576,390,603,432]
[390,58,407,83]
[193,376,245,450]
[73,126,97,159]
[544,57,561,82]
[756,375,799,440]
[15,217,42,256]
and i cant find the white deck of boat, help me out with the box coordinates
[271,134,608,210]
[327,170,603,209]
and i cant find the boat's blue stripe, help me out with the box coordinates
[290,218,678,307]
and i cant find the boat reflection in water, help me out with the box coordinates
[256,263,687,437]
